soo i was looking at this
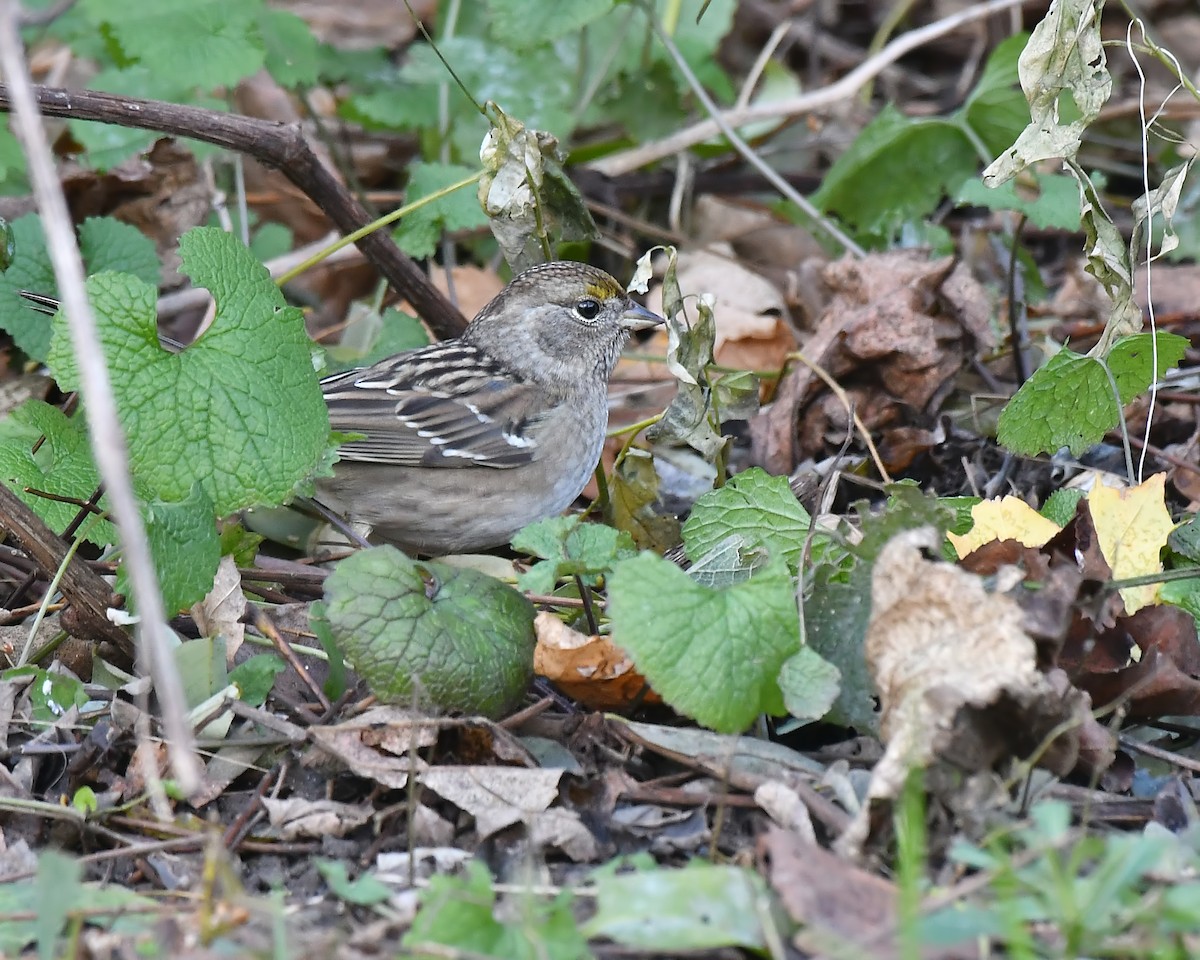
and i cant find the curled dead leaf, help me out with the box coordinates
[838,527,1110,857]
[533,611,660,711]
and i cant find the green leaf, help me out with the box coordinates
[657,0,736,98]
[607,551,799,732]
[394,161,488,260]
[0,214,158,360]
[511,516,637,596]
[0,400,115,543]
[67,67,170,169]
[78,217,161,283]
[324,306,430,373]
[813,105,978,238]
[959,32,1031,157]
[81,0,266,91]
[682,467,811,570]
[0,215,54,357]
[317,860,393,907]
[229,654,286,707]
[400,38,576,160]
[46,227,333,515]
[248,222,294,262]
[685,534,769,588]
[219,522,263,567]
[487,0,615,48]
[258,8,320,88]
[403,860,590,960]
[0,122,26,186]
[343,85,440,132]
[1041,488,1084,528]
[3,666,88,727]
[0,231,51,355]
[1169,516,1200,565]
[71,786,98,816]
[956,172,1080,230]
[778,645,841,723]
[321,546,536,718]
[308,601,347,702]
[0,853,157,957]
[175,635,227,709]
[805,484,952,731]
[35,850,80,960]
[1160,576,1200,624]
[997,333,1188,456]
[583,862,775,951]
[117,484,221,614]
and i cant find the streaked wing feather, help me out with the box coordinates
[322,342,542,469]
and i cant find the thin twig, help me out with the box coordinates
[0,2,200,792]
[647,10,864,257]
[592,0,1030,176]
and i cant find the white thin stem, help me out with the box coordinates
[1127,19,1154,484]
[592,0,1028,177]
[0,1,200,792]
[735,20,791,111]
[648,9,864,257]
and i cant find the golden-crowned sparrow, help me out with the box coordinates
[21,260,662,554]
[316,260,662,553]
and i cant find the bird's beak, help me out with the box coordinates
[621,300,664,332]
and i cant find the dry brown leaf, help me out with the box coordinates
[418,766,563,838]
[306,706,438,789]
[692,195,828,275]
[533,611,659,710]
[262,797,373,841]
[527,808,600,862]
[765,826,897,957]
[432,265,506,321]
[645,243,795,374]
[838,527,1103,857]
[192,555,246,662]
[62,139,208,287]
[276,0,435,49]
[751,251,994,472]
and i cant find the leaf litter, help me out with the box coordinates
[6,2,1200,958]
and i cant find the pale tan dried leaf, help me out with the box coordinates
[418,766,563,838]
[838,527,1098,856]
[192,555,246,661]
[262,797,373,841]
[307,706,439,788]
[646,243,794,373]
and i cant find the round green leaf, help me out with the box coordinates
[321,546,536,718]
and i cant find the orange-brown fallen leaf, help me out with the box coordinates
[533,611,660,711]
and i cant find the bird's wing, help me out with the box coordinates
[321,342,544,469]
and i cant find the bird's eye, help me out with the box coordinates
[574,298,601,321]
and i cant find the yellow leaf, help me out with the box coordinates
[1089,473,1174,614]
[948,496,1062,559]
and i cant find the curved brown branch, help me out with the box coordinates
[0,83,469,340]
[0,483,134,663]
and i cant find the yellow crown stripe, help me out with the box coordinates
[584,278,623,299]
